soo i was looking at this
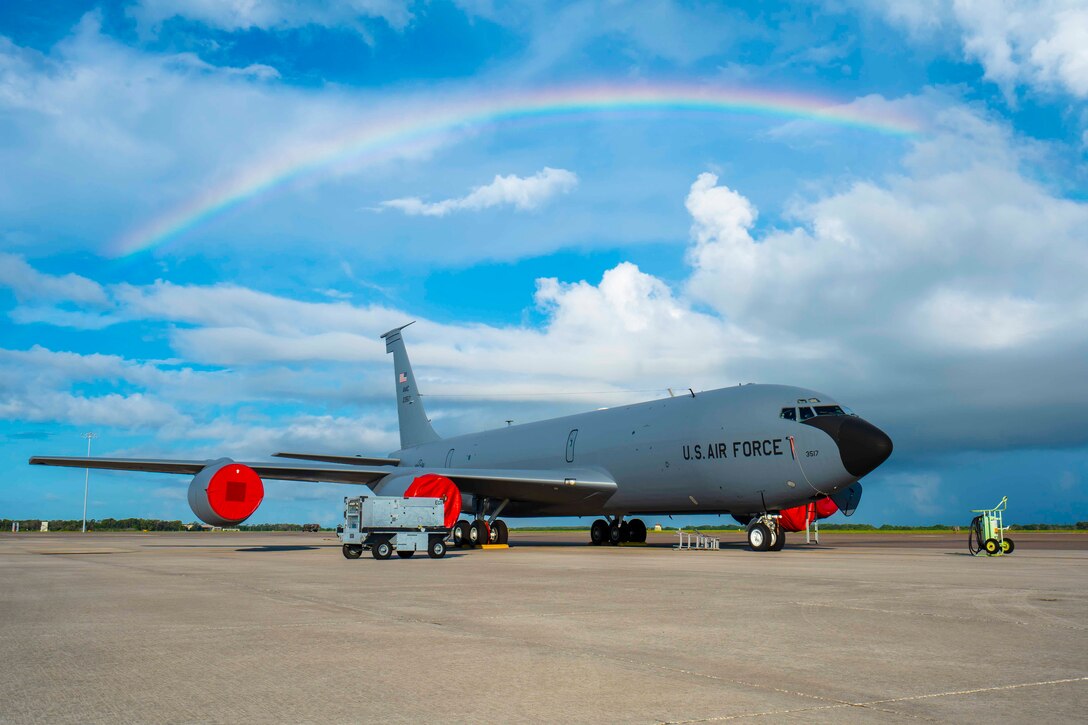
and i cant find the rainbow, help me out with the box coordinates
[112,83,923,256]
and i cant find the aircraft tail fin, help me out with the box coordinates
[381,322,440,450]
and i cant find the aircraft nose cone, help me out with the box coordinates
[802,416,893,478]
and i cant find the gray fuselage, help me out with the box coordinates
[378,384,875,518]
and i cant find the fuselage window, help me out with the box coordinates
[780,407,796,421]
[799,406,815,421]
[814,405,846,417]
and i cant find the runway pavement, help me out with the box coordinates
[1,530,1085,723]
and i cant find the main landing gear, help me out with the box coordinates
[450,497,511,548]
[746,515,785,552]
[590,516,647,545]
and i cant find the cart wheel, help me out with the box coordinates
[397,550,414,559]
[1001,538,1015,554]
[492,519,509,545]
[342,544,362,559]
[372,540,393,560]
[428,536,446,559]
[983,538,1001,555]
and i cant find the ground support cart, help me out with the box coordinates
[338,494,449,560]
[968,496,1015,556]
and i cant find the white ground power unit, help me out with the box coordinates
[337,494,449,560]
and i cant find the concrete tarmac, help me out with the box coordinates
[1,531,1085,723]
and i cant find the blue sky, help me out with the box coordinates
[2,0,1087,527]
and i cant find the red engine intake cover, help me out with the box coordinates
[187,459,264,527]
[403,474,461,529]
[778,498,839,532]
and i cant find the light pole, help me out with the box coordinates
[81,432,97,533]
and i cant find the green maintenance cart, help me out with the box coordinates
[968,496,1015,556]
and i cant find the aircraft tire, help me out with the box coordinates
[372,540,393,560]
[469,520,489,546]
[492,519,509,545]
[342,544,362,559]
[769,529,785,551]
[397,550,414,559]
[1002,538,1015,554]
[747,523,772,551]
[590,519,609,545]
[627,518,647,543]
[453,520,471,547]
[428,536,446,559]
[608,522,623,545]
[983,538,1001,556]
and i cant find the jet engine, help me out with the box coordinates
[187,458,265,527]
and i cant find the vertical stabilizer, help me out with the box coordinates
[381,322,440,449]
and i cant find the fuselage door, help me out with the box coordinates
[565,429,578,463]
[445,449,455,467]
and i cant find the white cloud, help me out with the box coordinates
[865,0,1088,100]
[381,167,579,217]
[0,253,108,305]
[129,0,415,37]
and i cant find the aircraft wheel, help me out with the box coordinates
[983,538,1001,556]
[627,518,647,543]
[469,520,489,546]
[342,544,362,559]
[608,522,623,545]
[372,540,393,560]
[747,523,772,551]
[491,519,509,545]
[428,536,446,559]
[590,519,609,545]
[769,529,785,551]
[1001,538,1015,554]
[397,550,414,559]
[619,521,630,542]
[453,520,471,547]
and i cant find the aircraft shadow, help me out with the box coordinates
[235,545,323,552]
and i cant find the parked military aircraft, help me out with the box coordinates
[30,323,892,551]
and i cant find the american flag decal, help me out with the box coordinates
[399,372,408,383]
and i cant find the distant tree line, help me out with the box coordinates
[2,518,186,531]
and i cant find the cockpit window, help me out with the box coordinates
[779,407,796,421]
[814,405,846,417]
[799,406,815,420]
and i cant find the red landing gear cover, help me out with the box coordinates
[778,497,839,532]
[404,474,462,529]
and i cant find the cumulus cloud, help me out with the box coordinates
[381,167,579,217]
[0,253,108,305]
[129,0,415,36]
[866,0,1088,100]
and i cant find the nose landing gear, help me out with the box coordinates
[747,515,785,552]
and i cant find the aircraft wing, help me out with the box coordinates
[28,457,617,504]
[28,457,388,484]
